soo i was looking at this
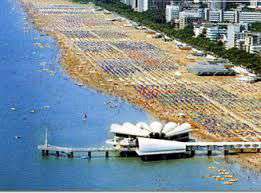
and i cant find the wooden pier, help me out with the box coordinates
[185,141,261,156]
[37,130,116,158]
[38,130,260,159]
[38,144,116,158]
[38,141,261,158]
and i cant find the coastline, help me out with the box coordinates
[20,0,261,170]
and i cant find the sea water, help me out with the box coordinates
[0,0,260,191]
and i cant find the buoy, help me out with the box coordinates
[224,181,233,185]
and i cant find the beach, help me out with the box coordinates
[20,0,261,169]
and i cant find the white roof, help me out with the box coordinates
[110,122,191,138]
[161,122,178,134]
[136,137,186,155]
[136,122,151,132]
[165,123,192,137]
[110,123,150,137]
[150,121,163,133]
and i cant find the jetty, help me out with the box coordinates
[38,132,261,159]
[38,127,261,159]
[38,144,116,158]
[38,129,116,158]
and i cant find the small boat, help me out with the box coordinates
[215,176,225,181]
[10,107,16,111]
[225,175,233,178]
[224,181,233,185]
[81,156,88,159]
[15,136,21,139]
[229,178,238,182]
[76,83,84,87]
[82,113,88,120]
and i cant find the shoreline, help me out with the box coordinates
[20,0,261,171]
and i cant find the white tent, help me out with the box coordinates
[110,123,150,137]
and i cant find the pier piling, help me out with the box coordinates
[56,151,59,157]
[88,151,91,158]
[191,150,195,156]
[207,150,212,156]
[105,151,109,158]
[224,150,229,155]
[67,152,73,158]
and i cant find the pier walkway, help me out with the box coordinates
[38,141,261,158]
[38,130,260,158]
[38,144,116,158]
[185,141,261,156]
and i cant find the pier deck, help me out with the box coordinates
[38,144,116,158]
[38,141,261,158]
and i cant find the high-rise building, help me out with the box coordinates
[148,0,171,11]
[137,0,148,12]
[209,10,223,22]
[206,25,227,40]
[226,23,248,49]
[226,24,241,48]
[245,32,261,54]
[165,3,180,23]
[178,9,204,28]
[209,0,226,10]
[223,10,238,23]
[124,0,148,12]
[239,12,261,23]
[249,0,260,8]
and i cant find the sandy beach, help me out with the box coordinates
[20,0,261,169]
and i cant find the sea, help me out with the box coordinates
[0,0,260,191]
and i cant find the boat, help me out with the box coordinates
[225,175,233,178]
[224,181,233,185]
[229,178,238,182]
[215,177,225,181]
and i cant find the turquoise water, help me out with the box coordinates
[0,0,260,190]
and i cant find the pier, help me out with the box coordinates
[38,144,116,158]
[37,130,116,158]
[38,129,260,159]
[38,141,261,159]
[185,141,261,156]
